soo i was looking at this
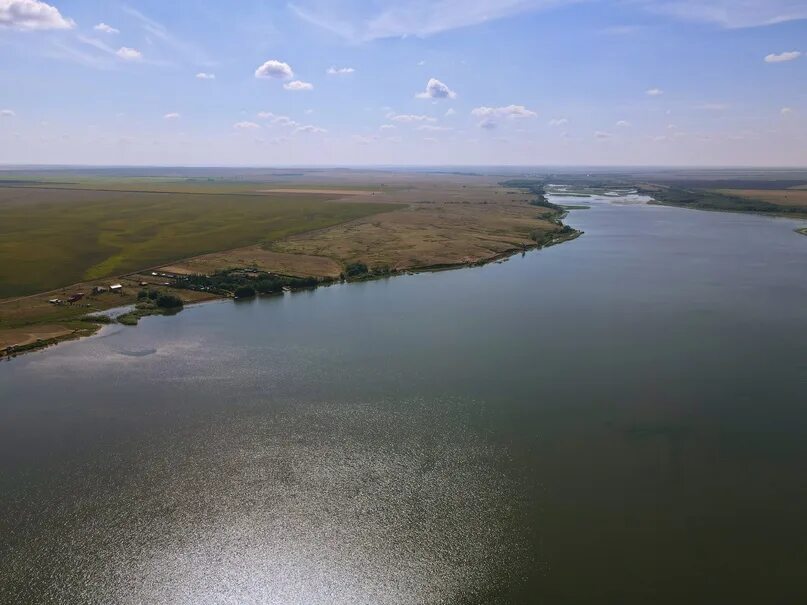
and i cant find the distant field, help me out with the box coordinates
[712,189,807,209]
[0,185,393,298]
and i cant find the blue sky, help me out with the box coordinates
[1,0,806,166]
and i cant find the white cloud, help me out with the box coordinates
[781,107,793,116]
[327,66,355,75]
[255,59,294,80]
[595,131,612,139]
[93,22,118,34]
[615,120,631,127]
[646,88,664,96]
[415,78,457,100]
[389,113,437,123]
[233,121,261,130]
[472,105,537,119]
[445,108,456,117]
[196,72,215,80]
[274,116,299,127]
[116,47,142,61]
[284,80,314,91]
[379,124,396,130]
[1,109,15,117]
[472,104,536,128]
[257,113,300,127]
[163,112,180,120]
[295,124,327,134]
[417,124,450,131]
[548,117,568,127]
[0,0,74,30]
[764,51,802,63]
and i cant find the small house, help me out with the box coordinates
[110,284,123,293]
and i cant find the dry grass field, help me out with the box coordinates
[160,246,344,278]
[271,182,561,270]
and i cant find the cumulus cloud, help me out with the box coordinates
[389,113,437,123]
[445,108,456,117]
[116,46,142,60]
[0,0,74,30]
[472,105,537,119]
[646,88,664,96]
[781,107,793,116]
[283,80,314,91]
[595,131,612,139]
[163,112,180,119]
[255,59,294,80]
[327,66,355,75]
[1,109,15,117]
[548,117,568,127]
[196,72,215,80]
[295,124,327,134]
[233,121,261,130]
[472,104,536,128]
[257,112,299,128]
[417,124,450,131]
[274,116,299,127]
[93,22,118,34]
[415,78,457,100]
[764,51,802,63]
[379,124,396,130]
[615,120,631,127]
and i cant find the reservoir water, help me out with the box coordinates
[1,195,806,604]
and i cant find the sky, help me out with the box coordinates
[1,0,806,166]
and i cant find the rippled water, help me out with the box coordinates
[1,195,806,603]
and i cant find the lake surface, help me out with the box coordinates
[2,195,806,604]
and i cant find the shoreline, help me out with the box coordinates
[645,198,807,221]
[0,227,583,361]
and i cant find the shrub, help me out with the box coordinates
[345,262,369,278]
[233,285,256,299]
[155,294,183,309]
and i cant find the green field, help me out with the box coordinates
[0,185,393,298]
